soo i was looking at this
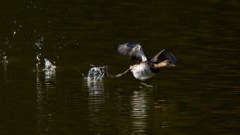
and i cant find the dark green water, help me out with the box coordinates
[1,0,240,135]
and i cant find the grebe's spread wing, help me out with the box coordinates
[116,42,147,62]
[151,49,177,65]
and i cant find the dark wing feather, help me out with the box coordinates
[151,49,177,65]
[115,42,147,62]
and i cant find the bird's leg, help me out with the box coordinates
[112,68,130,77]
[140,81,155,88]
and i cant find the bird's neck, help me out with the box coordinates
[154,61,170,68]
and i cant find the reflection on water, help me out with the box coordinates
[131,90,147,134]
[2,54,8,92]
[85,78,105,113]
[0,0,240,134]
[131,89,170,134]
[35,37,56,135]
[36,63,56,135]
[2,55,8,76]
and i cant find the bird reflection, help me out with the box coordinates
[131,90,148,134]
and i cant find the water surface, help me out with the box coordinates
[0,0,240,135]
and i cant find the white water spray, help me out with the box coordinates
[44,58,56,77]
[85,65,108,81]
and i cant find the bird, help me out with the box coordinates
[115,42,177,81]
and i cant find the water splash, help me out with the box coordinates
[88,67,103,80]
[35,37,44,50]
[83,66,108,94]
[44,58,56,77]
[44,58,56,70]
[34,37,56,77]
[84,65,130,81]
[35,37,44,69]
[2,55,8,66]
[84,65,108,81]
